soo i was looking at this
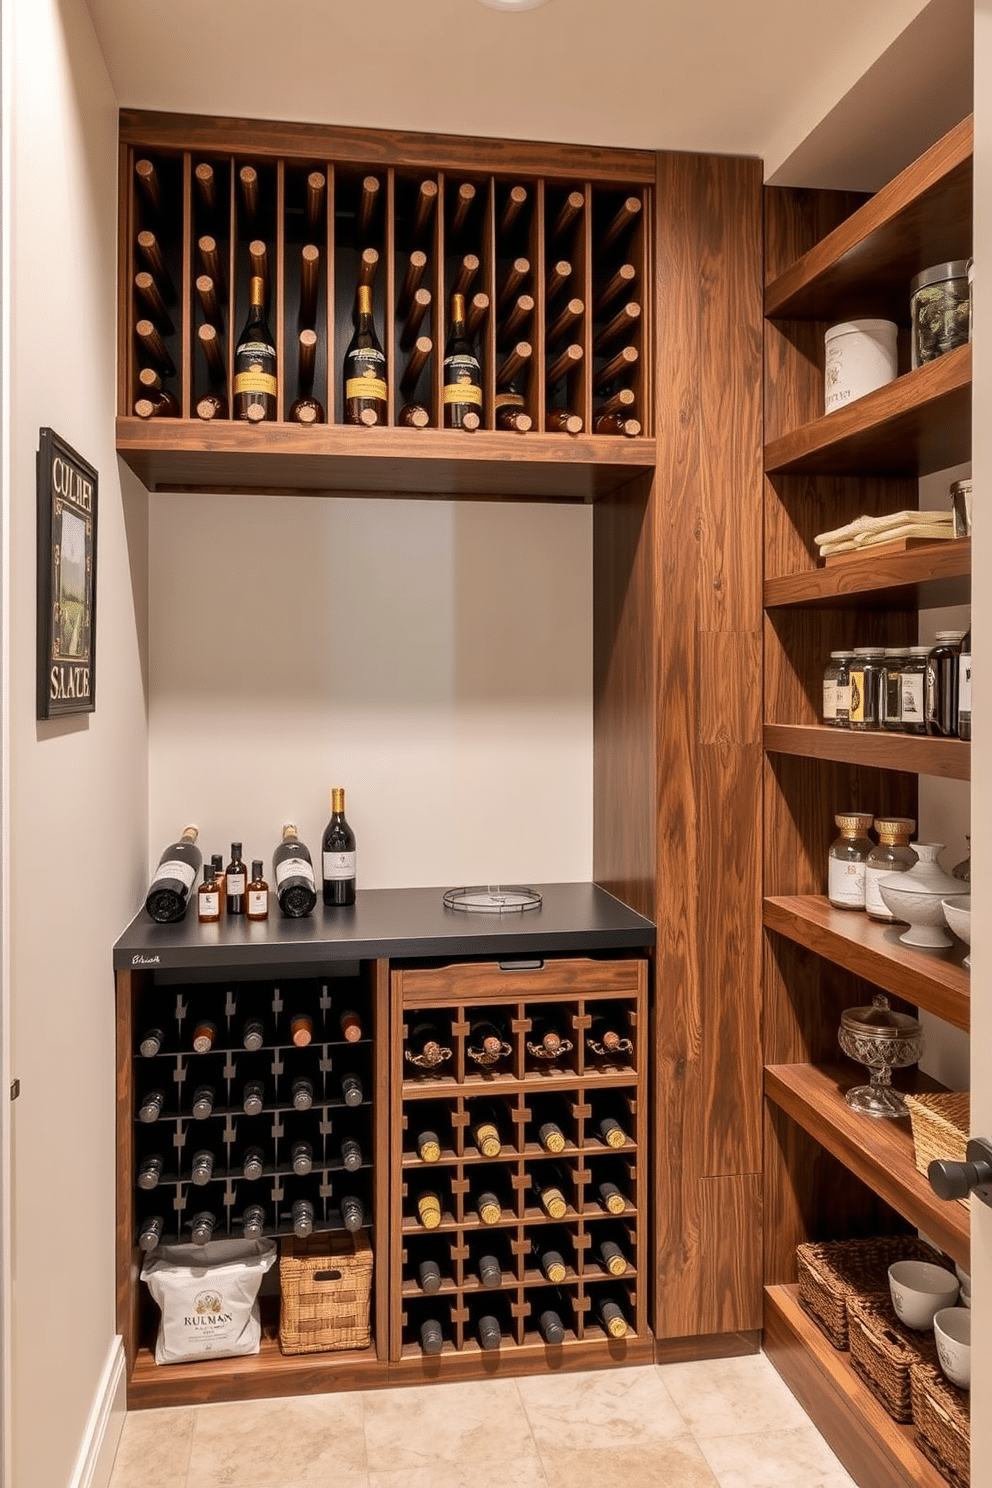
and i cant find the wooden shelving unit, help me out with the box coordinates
[761,114,973,1488]
[388,957,650,1374]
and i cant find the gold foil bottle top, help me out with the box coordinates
[604,1309,628,1338]
[451,292,466,324]
[874,816,916,844]
[181,825,200,843]
[332,786,346,813]
[417,1190,442,1229]
[474,1121,501,1158]
[605,1252,627,1277]
[835,812,874,835]
[249,275,264,308]
[356,284,372,317]
[477,1191,501,1224]
[417,1130,441,1164]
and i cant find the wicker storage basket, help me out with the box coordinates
[905,1092,970,1210]
[847,1294,939,1422]
[911,1361,970,1488]
[279,1230,373,1356]
[796,1235,941,1349]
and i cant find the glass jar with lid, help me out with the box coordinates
[880,648,908,731]
[823,651,854,727]
[849,647,885,730]
[828,812,875,911]
[925,630,965,737]
[899,646,930,735]
[910,260,971,368]
[865,818,917,922]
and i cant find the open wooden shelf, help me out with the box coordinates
[763,724,969,781]
[764,540,970,611]
[115,419,656,503]
[763,344,971,478]
[764,1063,969,1267]
[763,1285,949,1488]
[763,897,970,1031]
[764,116,972,321]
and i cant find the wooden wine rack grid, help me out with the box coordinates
[116,110,656,502]
[388,956,652,1374]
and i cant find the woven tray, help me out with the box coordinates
[847,1294,939,1422]
[911,1362,970,1488]
[905,1092,970,1210]
[796,1235,941,1350]
[279,1229,373,1356]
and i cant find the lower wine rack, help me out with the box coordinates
[388,955,651,1371]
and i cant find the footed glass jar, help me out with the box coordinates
[865,818,917,923]
[828,812,875,910]
[838,993,924,1119]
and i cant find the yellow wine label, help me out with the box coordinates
[542,1187,566,1219]
[474,1122,501,1158]
[443,382,482,406]
[346,375,387,401]
[417,1192,441,1229]
[233,370,277,395]
[418,1137,441,1163]
[494,391,524,409]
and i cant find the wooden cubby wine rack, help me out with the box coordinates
[117,111,656,502]
[388,956,652,1374]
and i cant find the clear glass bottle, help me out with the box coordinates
[822,651,852,726]
[925,630,965,736]
[865,818,917,922]
[899,646,931,735]
[827,812,875,910]
[881,648,908,731]
[849,647,885,731]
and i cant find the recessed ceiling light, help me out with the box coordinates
[477,0,551,10]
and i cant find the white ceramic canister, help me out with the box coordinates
[824,319,899,414]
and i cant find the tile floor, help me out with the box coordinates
[108,1353,859,1488]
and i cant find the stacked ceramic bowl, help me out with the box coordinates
[888,1260,971,1389]
[877,843,970,949]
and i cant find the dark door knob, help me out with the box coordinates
[928,1136,992,1208]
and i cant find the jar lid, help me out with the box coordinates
[874,817,916,836]
[908,645,931,655]
[829,650,855,658]
[853,647,885,657]
[835,812,874,831]
[883,648,908,657]
[840,993,921,1039]
[934,631,965,642]
[825,318,898,340]
[950,479,972,495]
[910,260,971,295]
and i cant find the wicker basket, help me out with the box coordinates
[279,1230,373,1356]
[905,1092,970,1210]
[847,1294,939,1422]
[796,1235,941,1350]
[911,1362,970,1488]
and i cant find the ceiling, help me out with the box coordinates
[83,0,971,187]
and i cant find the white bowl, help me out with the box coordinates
[888,1260,959,1330]
[942,895,972,968]
[954,1262,971,1291]
[878,845,967,948]
[934,1306,971,1388]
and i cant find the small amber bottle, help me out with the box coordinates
[197,865,221,924]
[246,859,269,921]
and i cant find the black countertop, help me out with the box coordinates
[113,881,655,972]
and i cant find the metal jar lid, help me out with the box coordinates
[910,260,971,295]
[840,993,921,1040]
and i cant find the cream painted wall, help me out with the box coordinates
[4,2,148,1487]
[147,494,592,890]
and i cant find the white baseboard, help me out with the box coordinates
[67,1336,126,1488]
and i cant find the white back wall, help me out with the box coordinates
[147,495,592,891]
[4,0,148,1484]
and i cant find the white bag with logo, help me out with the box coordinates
[141,1237,277,1364]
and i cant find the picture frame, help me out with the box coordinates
[36,428,98,719]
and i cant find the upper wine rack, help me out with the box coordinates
[116,110,657,502]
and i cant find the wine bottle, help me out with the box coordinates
[494,385,532,433]
[190,1148,215,1186]
[242,1015,264,1051]
[450,181,476,238]
[545,408,583,435]
[135,157,163,213]
[599,194,642,252]
[534,1101,567,1153]
[234,275,277,422]
[246,860,269,921]
[473,1185,502,1226]
[593,300,641,353]
[443,292,482,430]
[497,257,530,310]
[420,1316,444,1356]
[398,250,428,318]
[194,161,216,213]
[596,1291,630,1338]
[138,1026,164,1058]
[593,411,641,438]
[597,1177,627,1215]
[196,391,228,421]
[594,262,636,314]
[412,178,438,240]
[500,184,528,235]
[587,1016,629,1056]
[242,1203,266,1240]
[407,1019,451,1069]
[418,1251,443,1293]
[537,1299,567,1346]
[341,1072,363,1107]
[340,1009,362,1042]
[225,842,246,916]
[477,1311,501,1351]
[135,318,175,376]
[466,1017,510,1066]
[341,1193,365,1232]
[417,1188,442,1230]
[137,1154,164,1190]
[398,401,430,428]
[341,1136,363,1172]
[138,1214,164,1252]
[531,1234,567,1283]
[292,1076,314,1111]
[552,189,584,240]
[136,367,179,417]
[242,1145,265,1180]
[528,1015,569,1059]
[192,1019,217,1054]
[343,284,387,426]
[190,1210,217,1245]
[292,1198,314,1238]
[145,825,202,923]
[322,787,357,906]
[292,1140,313,1175]
[290,1013,313,1047]
[477,1250,502,1287]
[470,1104,502,1158]
[273,823,318,918]
[289,329,325,425]
[531,1165,568,1219]
[596,1236,629,1277]
[197,322,225,384]
[400,287,432,348]
[138,1089,166,1123]
[547,296,584,347]
[415,1123,441,1163]
[197,865,221,924]
[243,1078,265,1115]
[191,1084,215,1119]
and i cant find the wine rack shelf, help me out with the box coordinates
[117,110,655,503]
[388,957,648,1367]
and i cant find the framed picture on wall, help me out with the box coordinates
[36,428,98,719]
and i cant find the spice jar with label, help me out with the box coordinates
[880,648,909,731]
[899,646,930,735]
[910,260,971,367]
[828,812,875,911]
[823,651,855,726]
[958,624,972,740]
[925,630,965,737]
[865,818,917,922]
[849,647,885,730]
